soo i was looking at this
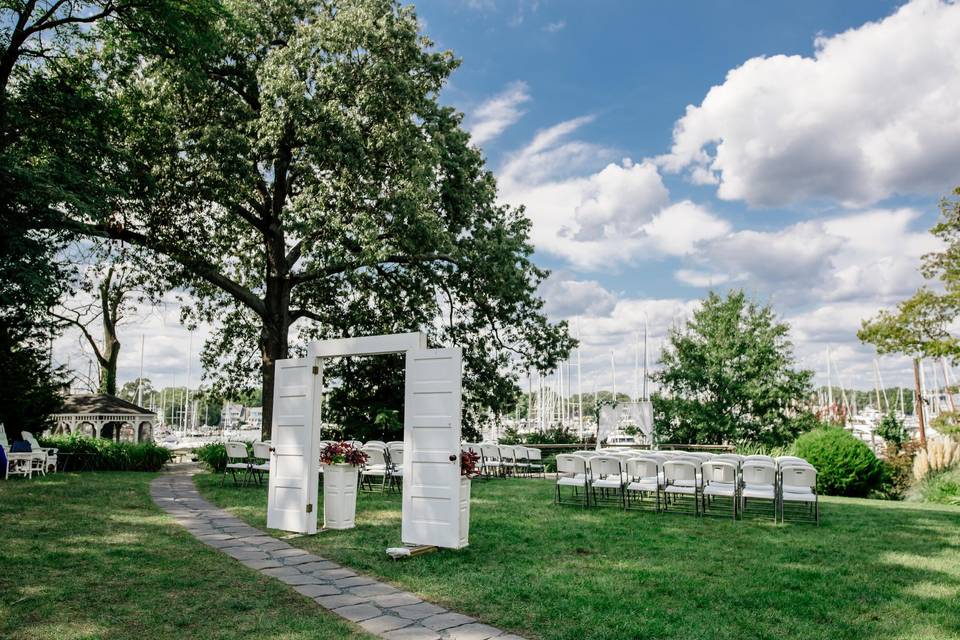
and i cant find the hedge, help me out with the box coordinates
[37,434,173,472]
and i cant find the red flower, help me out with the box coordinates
[460,450,480,478]
[320,441,369,466]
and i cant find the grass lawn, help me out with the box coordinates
[197,473,960,640]
[0,472,373,640]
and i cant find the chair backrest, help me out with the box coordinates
[702,460,738,484]
[0,429,8,449]
[512,446,529,462]
[713,453,745,465]
[365,441,387,449]
[741,461,776,486]
[626,457,659,480]
[643,453,668,466]
[526,447,543,461]
[744,454,775,465]
[389,444,404,466]
[362,446,387,466]
[556,454,589,476]
[781,464,817,491]
[22,431,39,447]
[499,446,517,462]
[590,455,622,478]
[610,452,634,465]
[225,441,248,459]
[663,459,698,484]
[572,450,598,458]
[347,440,364,449]
[481,444,500,460]
[673,454,703,467]
[776,455,809,466]
[252,441,271,460]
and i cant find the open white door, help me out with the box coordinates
[266,357,321,534]
[402,347,464,549]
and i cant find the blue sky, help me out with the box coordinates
[409,0,958,392]
[54,0,960,396]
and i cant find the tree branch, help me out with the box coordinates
[35,213,267,318]
[291,253,459,285]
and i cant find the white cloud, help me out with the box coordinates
[466,81,531,146]
[543,20,565,33]
[498,117,730,269]
[677,207,941,306]
[659,0,960,207]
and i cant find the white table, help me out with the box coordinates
[4,452,35,479]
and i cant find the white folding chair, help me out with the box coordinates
[701,459,739,519]
[222,441,252,487]
[360,446,390,492]
[21,431,56,475]
[625,457,661,512]
[387,442,404,490]
[481,444,502,478]
[525,447,545,478]
[590,456,625,508]
[740,461,777,522]
[499,445,517,476]
[365,440,387,448]
[250,441,271,486]
[663,459,701,515]
[779,463,819,525]
[512,446,531,476]
[555,454,590,507]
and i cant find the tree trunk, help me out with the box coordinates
[99,336,120,396]
[259,255,292,440]
[913,358,927,446]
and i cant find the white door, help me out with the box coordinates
[266,357,321,534]
[402,348,465,549]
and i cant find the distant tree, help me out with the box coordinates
[653,290,814,447]
[52,244,155,395]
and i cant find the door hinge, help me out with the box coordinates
[312,366,319,375]
[306,503,313,513]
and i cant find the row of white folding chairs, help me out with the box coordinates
[555,453,818,524]
[461,443,546,478]
[222,440,271,487]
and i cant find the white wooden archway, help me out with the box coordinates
[266,332,466,549]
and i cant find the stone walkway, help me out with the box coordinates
[149,468,524,640]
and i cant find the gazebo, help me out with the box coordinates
[50,394,157,443]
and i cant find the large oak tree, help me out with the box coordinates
[36,0,573,436]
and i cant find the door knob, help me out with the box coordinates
[449,454,457,462]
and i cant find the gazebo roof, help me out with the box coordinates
[55,394,155,417]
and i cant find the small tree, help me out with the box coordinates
[653,290,814,447]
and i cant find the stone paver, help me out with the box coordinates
[149,468,526,640]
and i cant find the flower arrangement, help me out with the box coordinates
[461,450,480,478]
[320,441,369,466]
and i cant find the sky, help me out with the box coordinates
[55,0,960,396]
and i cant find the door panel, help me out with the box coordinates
[266,358,320,534]
[402,348,464,549]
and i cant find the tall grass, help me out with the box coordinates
[912,437,960,481]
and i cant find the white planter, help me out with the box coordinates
[322,463,359,530]
[458,476,471,548]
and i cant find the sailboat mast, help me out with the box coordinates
[642,318,649,401]
[137,334,145,407]
[610,350,617,402]
[576,319,583,439]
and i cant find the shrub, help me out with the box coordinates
[913,437,960,481]
[38,435,173,472]
[793,428,882,497]
[876,413,905,448]
[878,440,924,500]
[909,467,960,506]
[194,443,228,473]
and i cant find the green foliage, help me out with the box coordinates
[876,412,906,448]
[525,427,581,445]
[194,443,228,473]
[654,291,814,448]
[909,467,960,506]
[930,410,960,436]
[878,440,924,500]
[859,187,960,360]
[793,428,882,497]
[37,435,172,472]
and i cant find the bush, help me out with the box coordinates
[793,428,882,497]
[912,437,960,481]
[37,434,173,472]
[194,442,228,473]
[877,440,924,500]
[909,467,960,506]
